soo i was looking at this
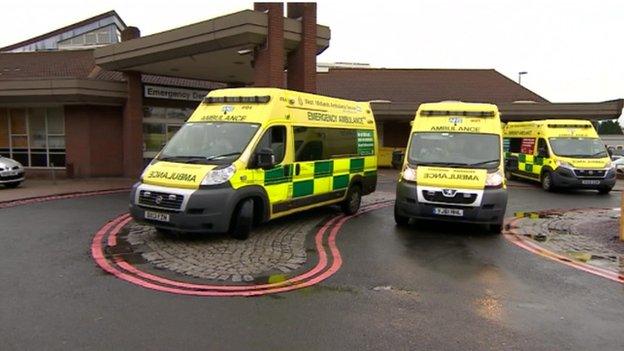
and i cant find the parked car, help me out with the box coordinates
[0,156,25,188]
[612,157,624,176]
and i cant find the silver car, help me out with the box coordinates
[0,156,25,188]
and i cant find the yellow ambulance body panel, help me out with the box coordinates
[130,88,378,238]
[394,101,508,232]
[503,119,615,193]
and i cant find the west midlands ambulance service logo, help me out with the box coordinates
[222,105,235,114]
[449,117,463,125]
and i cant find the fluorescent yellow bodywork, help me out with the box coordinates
[402,101,504,190]
[503,119,611,177]
[141,87,378,220]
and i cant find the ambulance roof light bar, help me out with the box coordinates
[203,95,271,104]
[420,110,495,118]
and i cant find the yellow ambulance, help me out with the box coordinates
[394,102,507,233]
[130,88,378,239]
[503,119,615,193]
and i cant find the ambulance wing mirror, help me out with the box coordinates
[255,148,275,170]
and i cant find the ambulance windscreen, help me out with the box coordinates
[548,137,608,158]
[408,132,500,169]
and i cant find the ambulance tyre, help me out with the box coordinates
[487,222,503,234]
[4,181,21,188]
[341,185,362,215]
[541,171,555,192]
[230,199,254,240]
[394,204,409,226]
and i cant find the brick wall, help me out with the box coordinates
[65,105,124,177]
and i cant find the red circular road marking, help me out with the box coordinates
[91,201,393,297]
[503,216,624,284]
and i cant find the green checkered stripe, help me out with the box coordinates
[263,164,293,185]
[514,153,546,174]
[292,158,375,198]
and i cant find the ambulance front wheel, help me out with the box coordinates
[341,185,362,215]
[541,171,555,192]
[230,199,254,240]
[394,204,409,226]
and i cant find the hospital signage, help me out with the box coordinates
[144,85,209,102]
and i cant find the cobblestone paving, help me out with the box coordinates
[510,208,624,273]
[123,191,394,282]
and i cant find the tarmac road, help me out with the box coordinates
[1,179,623,350]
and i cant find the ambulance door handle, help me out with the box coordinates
[295,164,301,176]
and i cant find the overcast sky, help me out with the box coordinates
[1,0,622,103]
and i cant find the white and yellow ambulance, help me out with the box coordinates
[130,88,378,239]
[394,102,507,233]
[503,119,615,193]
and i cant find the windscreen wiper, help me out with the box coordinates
[418,161,469,167]
[205,151,243,161]
[468,159,500,167]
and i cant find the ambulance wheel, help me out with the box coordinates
[541,171,555,192]
[394,204,409,226]
[598,187,612,195]
[487,222,503,234]
[341,185,361,215]
[4,181,21,188]
[230,199,253,240]
[504,169,515,181]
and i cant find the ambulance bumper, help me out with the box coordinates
[551,167,616,190]
[129,182,237,233]
[395,181,508,225]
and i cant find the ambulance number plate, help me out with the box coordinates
[581,180,600,185]
[145,211,170,222]
[433,207,464,217]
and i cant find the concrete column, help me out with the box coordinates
[253,3,285,88]
[287,2,317,93]
[121,27,144,178]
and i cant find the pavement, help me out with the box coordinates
[0,177,135,203]
[2,170,624,350]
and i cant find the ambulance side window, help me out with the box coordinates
[256,126,286,164]
[537,138,549,158]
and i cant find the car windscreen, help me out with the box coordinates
[407,132,500,169]
[158,122,260,164]
[548,137,608,158]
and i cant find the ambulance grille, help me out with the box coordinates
[422,191,477,204]
[573,169,605,178]
[138,190,184,210]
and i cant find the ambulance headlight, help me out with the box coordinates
[485,170,504,188]
[402,165,417,182]
[201,164,236,186]
[556,160,572,168]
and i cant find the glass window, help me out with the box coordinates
[159,122,260,164]
[28,108,47,151]
[256,126,286,164]
[0,109,9,155]
[9,109,26,134]
[144,106,166,119]
[85,33,97,45]
[47,107,64,134]
[97,31,110,44]
[0,107,65,168]
[294,127,359,162]
[408,132,500,169]
[548,137,608,158]
[143,123,166,152]
[166,108,188,121]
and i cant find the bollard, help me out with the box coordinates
[621,191,624,241]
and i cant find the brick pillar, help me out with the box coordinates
[121,26,144,178]
[286,2,317,93]
[253,3,285,88]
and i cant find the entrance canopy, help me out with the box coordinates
[94,10,330,84]
[370,99,624,122]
